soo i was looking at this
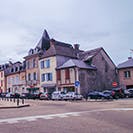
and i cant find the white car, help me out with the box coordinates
[51,91,66,100]
[63,92,83,100]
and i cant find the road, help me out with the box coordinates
[0,99,133,133]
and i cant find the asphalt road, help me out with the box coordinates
[0,99,133,133]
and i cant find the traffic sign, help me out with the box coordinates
[75,81,80,87]
[112,82,118,87]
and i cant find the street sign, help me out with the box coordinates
[112,82,118,87]
[75,81,80,87]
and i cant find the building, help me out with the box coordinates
[5,62,26,93]
[0,64,9,92]
[79,47,118,91]
[117,57,133,89]
[57,59,96,94]
[57,47,117,95]
[39,38,79,93]
[24,30,50,93]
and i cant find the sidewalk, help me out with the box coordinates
[0,99,30,109]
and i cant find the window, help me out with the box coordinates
[41,74,45,82]
[1,80,3,87]
[11,68,14,72]
[41,73,52,82]
[27,61,30,69]
[40,61,44,69]
[48,73,52,81]
[105,61,108,72]
[41,60,50,69]
[15,67,18,72]
[65,69,70,79]
[1,72,3,78]
[28,73,31,81]
[33,72,36,80]
[16,76,19,83]
[124,71,131,78]
[57,70,61,80]
[45,60,50,68]
[33,59,36,68]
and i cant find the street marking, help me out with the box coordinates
[0,108,133,124]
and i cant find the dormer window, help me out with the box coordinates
[11,68,14,72]
[28,49,34,55]
[15,67,18,72]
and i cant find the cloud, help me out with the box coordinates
[0,0,133,65]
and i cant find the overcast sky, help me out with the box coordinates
[0,0,133,65]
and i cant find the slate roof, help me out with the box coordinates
[117,58,133,69]
[57,59,96,70]
[79,47,102,61]
[40,39,77,59]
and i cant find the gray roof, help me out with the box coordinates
[117,58,133,69]
[57,59,96,69]
[40,39,77,59]
[79,47,102,61]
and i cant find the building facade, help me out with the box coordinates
[117,57,133,89]
[5,62,26,93]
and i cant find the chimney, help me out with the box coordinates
[128,57,132,60]
[50,38,55,46]
[74,44,80,50]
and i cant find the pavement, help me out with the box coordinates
[0,99,133,133]
[0,99,30,109]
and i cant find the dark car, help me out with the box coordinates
[112,88,125,98]
[88,91,113,100]
[103,90,116,99]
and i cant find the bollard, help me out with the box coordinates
[13,98,15,103]
[17,98,19,106]
[22,98,24,104]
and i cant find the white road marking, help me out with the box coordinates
[0,108,133,124]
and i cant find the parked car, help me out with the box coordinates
[63,92,83,100]
[0,92,7,98]
[51,91,66,100]
[88,91,113,100]
[112,88,125,98]
[127,89,133,98]
[102,90,116,99]
[5,92,13,98]
[39,92,51,100]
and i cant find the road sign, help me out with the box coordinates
[112,82,118,87]
[75,81,80,87]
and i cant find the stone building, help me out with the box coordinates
[117,57,133,89]
[56,59,96,94]
[57,47,117,95]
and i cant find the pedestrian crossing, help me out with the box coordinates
[0,112,81,124]
[0,108,133,124]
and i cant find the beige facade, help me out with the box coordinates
[118,68,133,88]
[6,71,26,94]
[39,56,57,93]
[0,70,6,92]
[24,55,40,93]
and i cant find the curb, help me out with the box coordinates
[0,104,30,109]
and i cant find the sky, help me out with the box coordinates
[0,0,133,65]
